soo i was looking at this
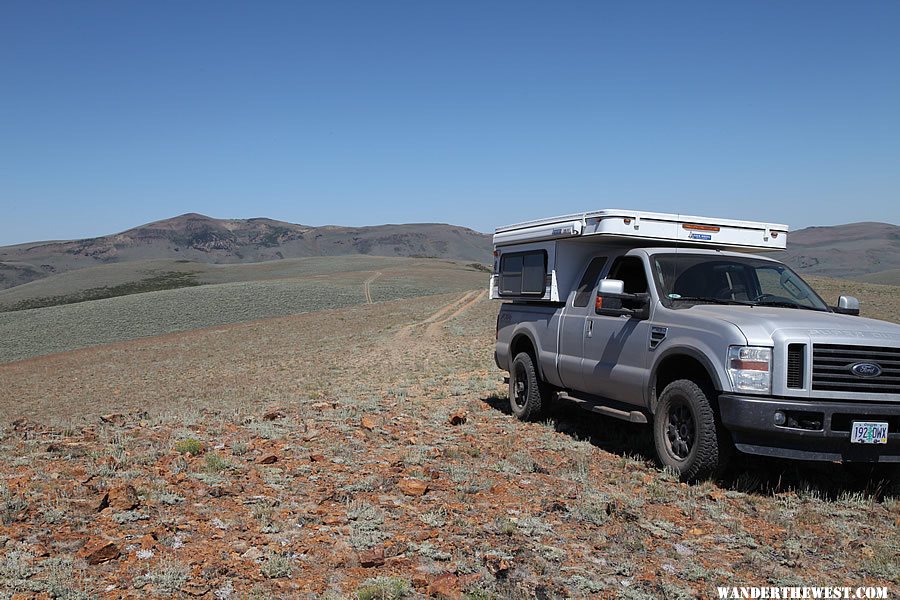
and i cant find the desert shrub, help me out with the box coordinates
[356,577,411,600]
[135,558,188,596]
[173,438,204,455]
[0,484,28,524]
[261,554,292,579]
[203,453,233,473]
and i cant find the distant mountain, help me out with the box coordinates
[772,222,900,280]
[3,215,896,292]
[0,213,492,290]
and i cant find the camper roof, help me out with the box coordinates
[493,208,788,252]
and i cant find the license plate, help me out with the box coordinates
[850,421,889,444]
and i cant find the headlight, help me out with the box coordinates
[727,346,772,393]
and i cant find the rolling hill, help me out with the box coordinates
[0,213,493,290]
[0,256,489,363]
[772,221,900,280]
[3,215,898,294]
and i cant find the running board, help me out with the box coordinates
[556,392,648,424]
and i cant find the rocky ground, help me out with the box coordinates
[0,292,897,599]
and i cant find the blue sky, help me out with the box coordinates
[1,1,899,245]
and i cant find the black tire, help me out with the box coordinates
[509,352,547,421]
[653,379,728,482]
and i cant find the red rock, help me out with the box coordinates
[428,574,463,599]
[361,415,378,430]
[398,479,429,496]
[358,546,385,567]
[241,547,264,561]
[103,484,140,511]
[100,413,126,425]
[263,409,285,421]
[81,541,120,565]
[322,515,347,525]
[483,553,511,577]
[448,410,467,426]
[309,453,326,462]
[258,454,278,465]
[384,543,408,558]
[181,583,211,596]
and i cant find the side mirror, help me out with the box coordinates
[598,279,625,295]
[595,279,650,320]
[834,295,860,316]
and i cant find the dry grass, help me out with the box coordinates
[807,275,900,322]
[0,257,487,364]
[0,272,897,598]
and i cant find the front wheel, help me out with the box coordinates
[653,379,729,482]
[509,352,548,421]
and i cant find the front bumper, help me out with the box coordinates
[718,394,900,462]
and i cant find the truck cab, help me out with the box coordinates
[492,210,900,481]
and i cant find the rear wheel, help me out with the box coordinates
[653,379,728,482]
[509,352,547,421]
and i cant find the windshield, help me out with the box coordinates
[652,254,829,311]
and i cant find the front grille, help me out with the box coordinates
[787,343,805,388]
[812,344,900,394]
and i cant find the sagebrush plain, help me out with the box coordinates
[0,260,897,599]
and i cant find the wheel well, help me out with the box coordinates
[509,333,536,359]
[510,334,538,370]
[652,354,717,413]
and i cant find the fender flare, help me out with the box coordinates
[508,327,547,382]
[648,346,726,414]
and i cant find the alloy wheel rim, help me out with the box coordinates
[513,363,529,409]
[665,401,695,460]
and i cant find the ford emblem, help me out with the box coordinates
[849,362,883,378]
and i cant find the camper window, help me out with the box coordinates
[499,250,547,296]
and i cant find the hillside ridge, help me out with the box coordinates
[2,215,898,291]
[771,221,900,280]
[0,213,493,290]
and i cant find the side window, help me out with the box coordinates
[608,256,649,294]
[499,250,547,296]
[573,256,608,307]
[756,267,784,297]
[756,266,816,306]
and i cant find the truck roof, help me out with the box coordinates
[493,208,788,252]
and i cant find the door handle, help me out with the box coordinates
[587,320,593,338]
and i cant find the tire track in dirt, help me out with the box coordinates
[363,272,381,304]
[395,290,483,339]
[424,289,485,335]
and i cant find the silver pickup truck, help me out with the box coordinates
[495,245,900,481]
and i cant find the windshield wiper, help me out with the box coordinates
[669,296,750,306]
[751,299,822,311]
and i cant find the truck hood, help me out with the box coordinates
[685,305,900,346]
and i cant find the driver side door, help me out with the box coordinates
[580,255,653,406]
